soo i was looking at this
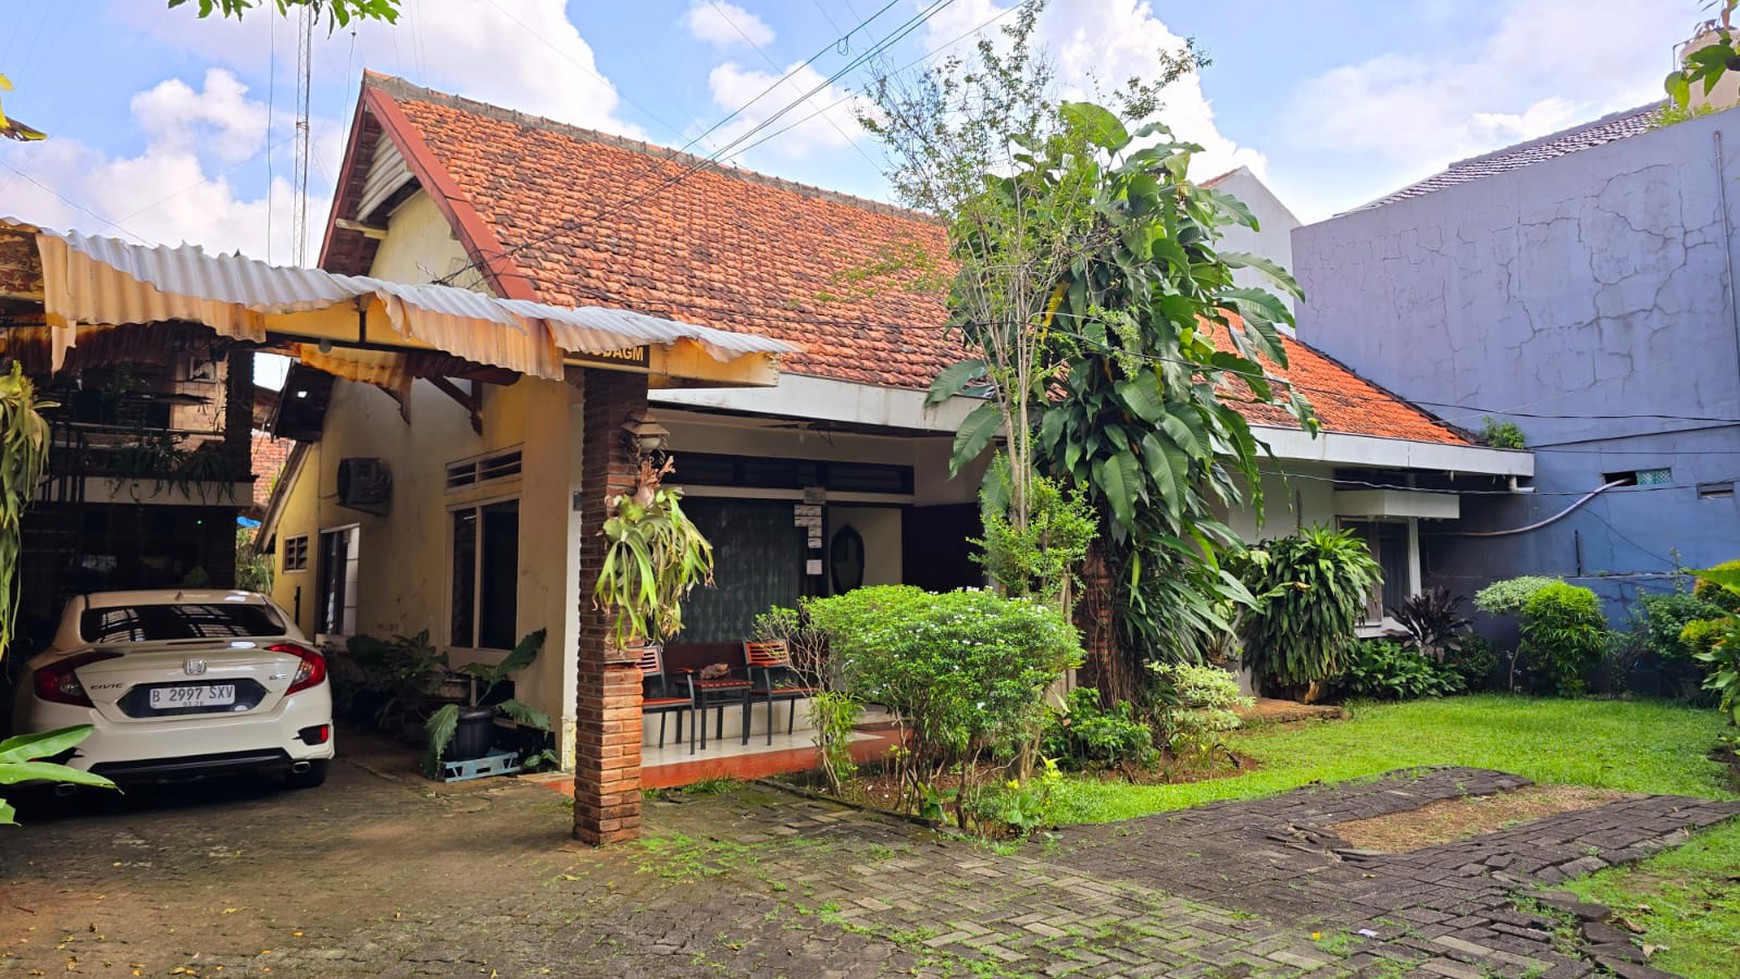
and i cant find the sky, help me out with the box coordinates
[0,0,1704,268]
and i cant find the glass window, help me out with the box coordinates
[450,500,519,649]
[316,527,359,635]
[82,603,286,643]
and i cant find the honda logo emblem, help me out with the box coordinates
[183,658,208,676]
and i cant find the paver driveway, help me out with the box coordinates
[2,733,1734,978]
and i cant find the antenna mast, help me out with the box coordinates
[292,4,314,265]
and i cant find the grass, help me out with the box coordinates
[1049,695,1737,824]
[1560,818,1740,979]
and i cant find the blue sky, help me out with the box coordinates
[0,0,1700,265]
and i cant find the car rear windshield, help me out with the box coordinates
[81,603,287,643]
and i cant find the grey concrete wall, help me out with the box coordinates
[1293,109,1740,618]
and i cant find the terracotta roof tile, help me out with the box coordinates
[329,75,1468,447]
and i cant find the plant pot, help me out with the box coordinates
[448,706,498,761]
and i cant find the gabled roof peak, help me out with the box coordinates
[362,72,932,223]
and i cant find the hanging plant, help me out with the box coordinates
[593,457,715,652]
[0,362,52,663]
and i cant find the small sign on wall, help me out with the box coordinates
[805,558,823,576]
[803,486,827,505]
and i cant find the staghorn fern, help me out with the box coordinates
[0,363,52,664]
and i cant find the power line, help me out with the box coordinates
[0,159,145,243]
[702,0,883,171]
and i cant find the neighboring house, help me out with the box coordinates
[265,73,1532,778]
[250,432,293,516]
[0,222,256,650]
[1201,167,1302,314]
[1293,103,1740,617]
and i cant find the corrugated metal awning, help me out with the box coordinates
[5,218,798,380]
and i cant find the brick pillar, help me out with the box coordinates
[573,369,648,845]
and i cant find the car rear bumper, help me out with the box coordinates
[89,748,316,784]
[15,688,336,774]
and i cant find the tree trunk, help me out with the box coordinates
[1075,540,1146,705]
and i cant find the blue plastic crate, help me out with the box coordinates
[438,750,521,783]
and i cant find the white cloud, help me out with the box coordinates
[1,70,324,263]
[1287,0,1686,181]
[916,0,1267,182]
[682,1,776,49]
[123,0,641,137]
[703,61,873,160]
[132,69,269,164]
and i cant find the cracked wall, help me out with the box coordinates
[1294,110,1740,620]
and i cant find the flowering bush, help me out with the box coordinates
[1152,662,1251,762]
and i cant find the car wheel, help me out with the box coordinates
[285,759,329,790]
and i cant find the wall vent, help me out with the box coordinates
[445,449,523,491]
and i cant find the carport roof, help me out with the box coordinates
[0,217,797,385]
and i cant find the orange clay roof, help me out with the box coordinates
[323,75,1469,446]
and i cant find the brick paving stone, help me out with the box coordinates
[2,745,1733,978]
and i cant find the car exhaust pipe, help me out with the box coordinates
[53,783,79,798]
[290,761,312,774]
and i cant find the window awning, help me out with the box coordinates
[2,218,797,386]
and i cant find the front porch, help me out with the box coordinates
[639,704,901,789]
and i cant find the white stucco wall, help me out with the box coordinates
[1207,167,1303,314]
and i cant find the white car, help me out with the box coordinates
[11,590,334,789]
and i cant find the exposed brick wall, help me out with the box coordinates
[250,434,293,513]
[573,369,648,846]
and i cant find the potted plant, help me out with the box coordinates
[424,628,549,776]
[593,456,715,660]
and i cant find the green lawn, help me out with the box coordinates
[1049,695,1737,824]
[1562,817,1740,979]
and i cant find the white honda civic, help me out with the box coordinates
[11,590,334,789]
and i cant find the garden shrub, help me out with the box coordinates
[1518,582,1607,696]
[806,585,1082,825]
[1040,687,1156,771]
[1334,639,1462,701]
[1637,591,1727,663]
[1151,662,1252,762]
[1473,575,1561,616]
[1693,560,1740,614]
[1446,633,1500,692]
[1687,563,1740,724]
[1238,526,1382,698]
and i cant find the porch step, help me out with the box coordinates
[437,750,521,783]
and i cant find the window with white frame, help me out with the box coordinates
[450,499,520,650]
[282,534,310,573]
[315,526,359,636]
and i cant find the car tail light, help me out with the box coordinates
[34,651,123,707]
[271,643,327,694]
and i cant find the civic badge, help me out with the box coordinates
[183,658,208,676]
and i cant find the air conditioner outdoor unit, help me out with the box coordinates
[336,457,391,512]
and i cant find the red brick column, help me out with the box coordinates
[573,369,649,845]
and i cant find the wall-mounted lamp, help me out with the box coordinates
[620,409,670,460]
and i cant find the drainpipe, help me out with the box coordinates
[1436,479,1630,537]
[1717,131,1740,393]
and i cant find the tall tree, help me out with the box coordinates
[863,0,1200,539]
[864,5,1314,702]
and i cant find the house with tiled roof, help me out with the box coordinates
[266,74,1531,791]
[1294,97,1740,639]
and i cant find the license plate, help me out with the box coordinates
[149,684,236,709]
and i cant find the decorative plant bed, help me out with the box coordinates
[436,749,520,783]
